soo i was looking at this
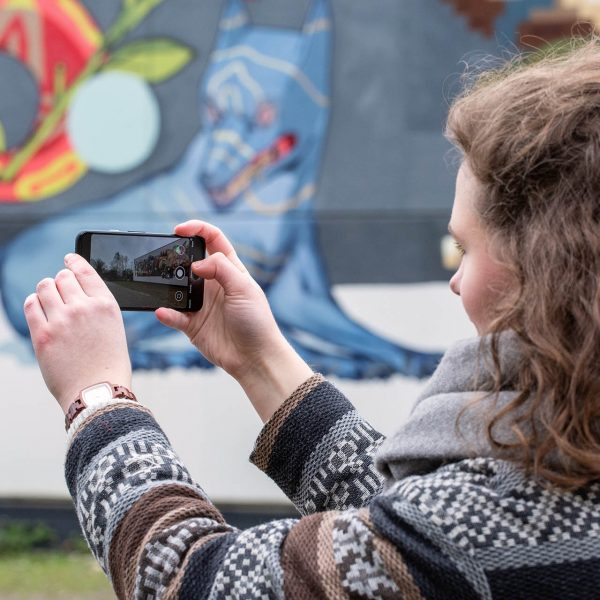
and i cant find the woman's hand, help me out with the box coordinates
[156,220,313,421]
[24,253,132,414]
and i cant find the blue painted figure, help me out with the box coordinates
[1,0,442,377]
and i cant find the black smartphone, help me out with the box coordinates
[75,231,205,311]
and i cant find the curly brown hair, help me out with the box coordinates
[446,39,600,489]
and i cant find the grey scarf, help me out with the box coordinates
[375,334,524,487]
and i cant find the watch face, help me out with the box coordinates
[81,382,113,406]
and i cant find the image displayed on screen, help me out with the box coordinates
[89,234,193,309]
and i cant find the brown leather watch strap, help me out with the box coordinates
[64,383,137,431]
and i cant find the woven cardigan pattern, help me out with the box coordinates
[65,377,600,599]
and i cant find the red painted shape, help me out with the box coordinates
[0,0,100,201]
[276,133,296,157]
[0,13,28,58]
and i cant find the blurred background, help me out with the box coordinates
[0,0,595,596]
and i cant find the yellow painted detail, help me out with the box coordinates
[244,183,315,215]
[16,152,86,200]
[58,0,102,47]
[5,0,35,10]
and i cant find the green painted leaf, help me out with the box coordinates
[0,122,6,153]
[105,0,163,46]
[104,38,194,82]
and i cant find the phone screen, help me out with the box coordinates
[76,231,205,311]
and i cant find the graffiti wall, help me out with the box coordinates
[0,0,593,502]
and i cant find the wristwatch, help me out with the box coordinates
[65,382,137,431]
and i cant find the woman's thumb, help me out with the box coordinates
[155,307,192,333]
[193,252,250,295]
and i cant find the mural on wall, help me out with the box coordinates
[0,0,443,379]
[0,0,194,199]
[0,0,596,379]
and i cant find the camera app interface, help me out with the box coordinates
[90,234,193,309]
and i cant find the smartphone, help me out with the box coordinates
[75,231,205,311]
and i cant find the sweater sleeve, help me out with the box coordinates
[65,399,481,600]
[250,374,386,515]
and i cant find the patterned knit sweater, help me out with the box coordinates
[65,373,600,599]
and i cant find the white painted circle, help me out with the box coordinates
[67,71,160,173]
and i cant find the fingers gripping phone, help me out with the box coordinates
[76,231,205,311]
